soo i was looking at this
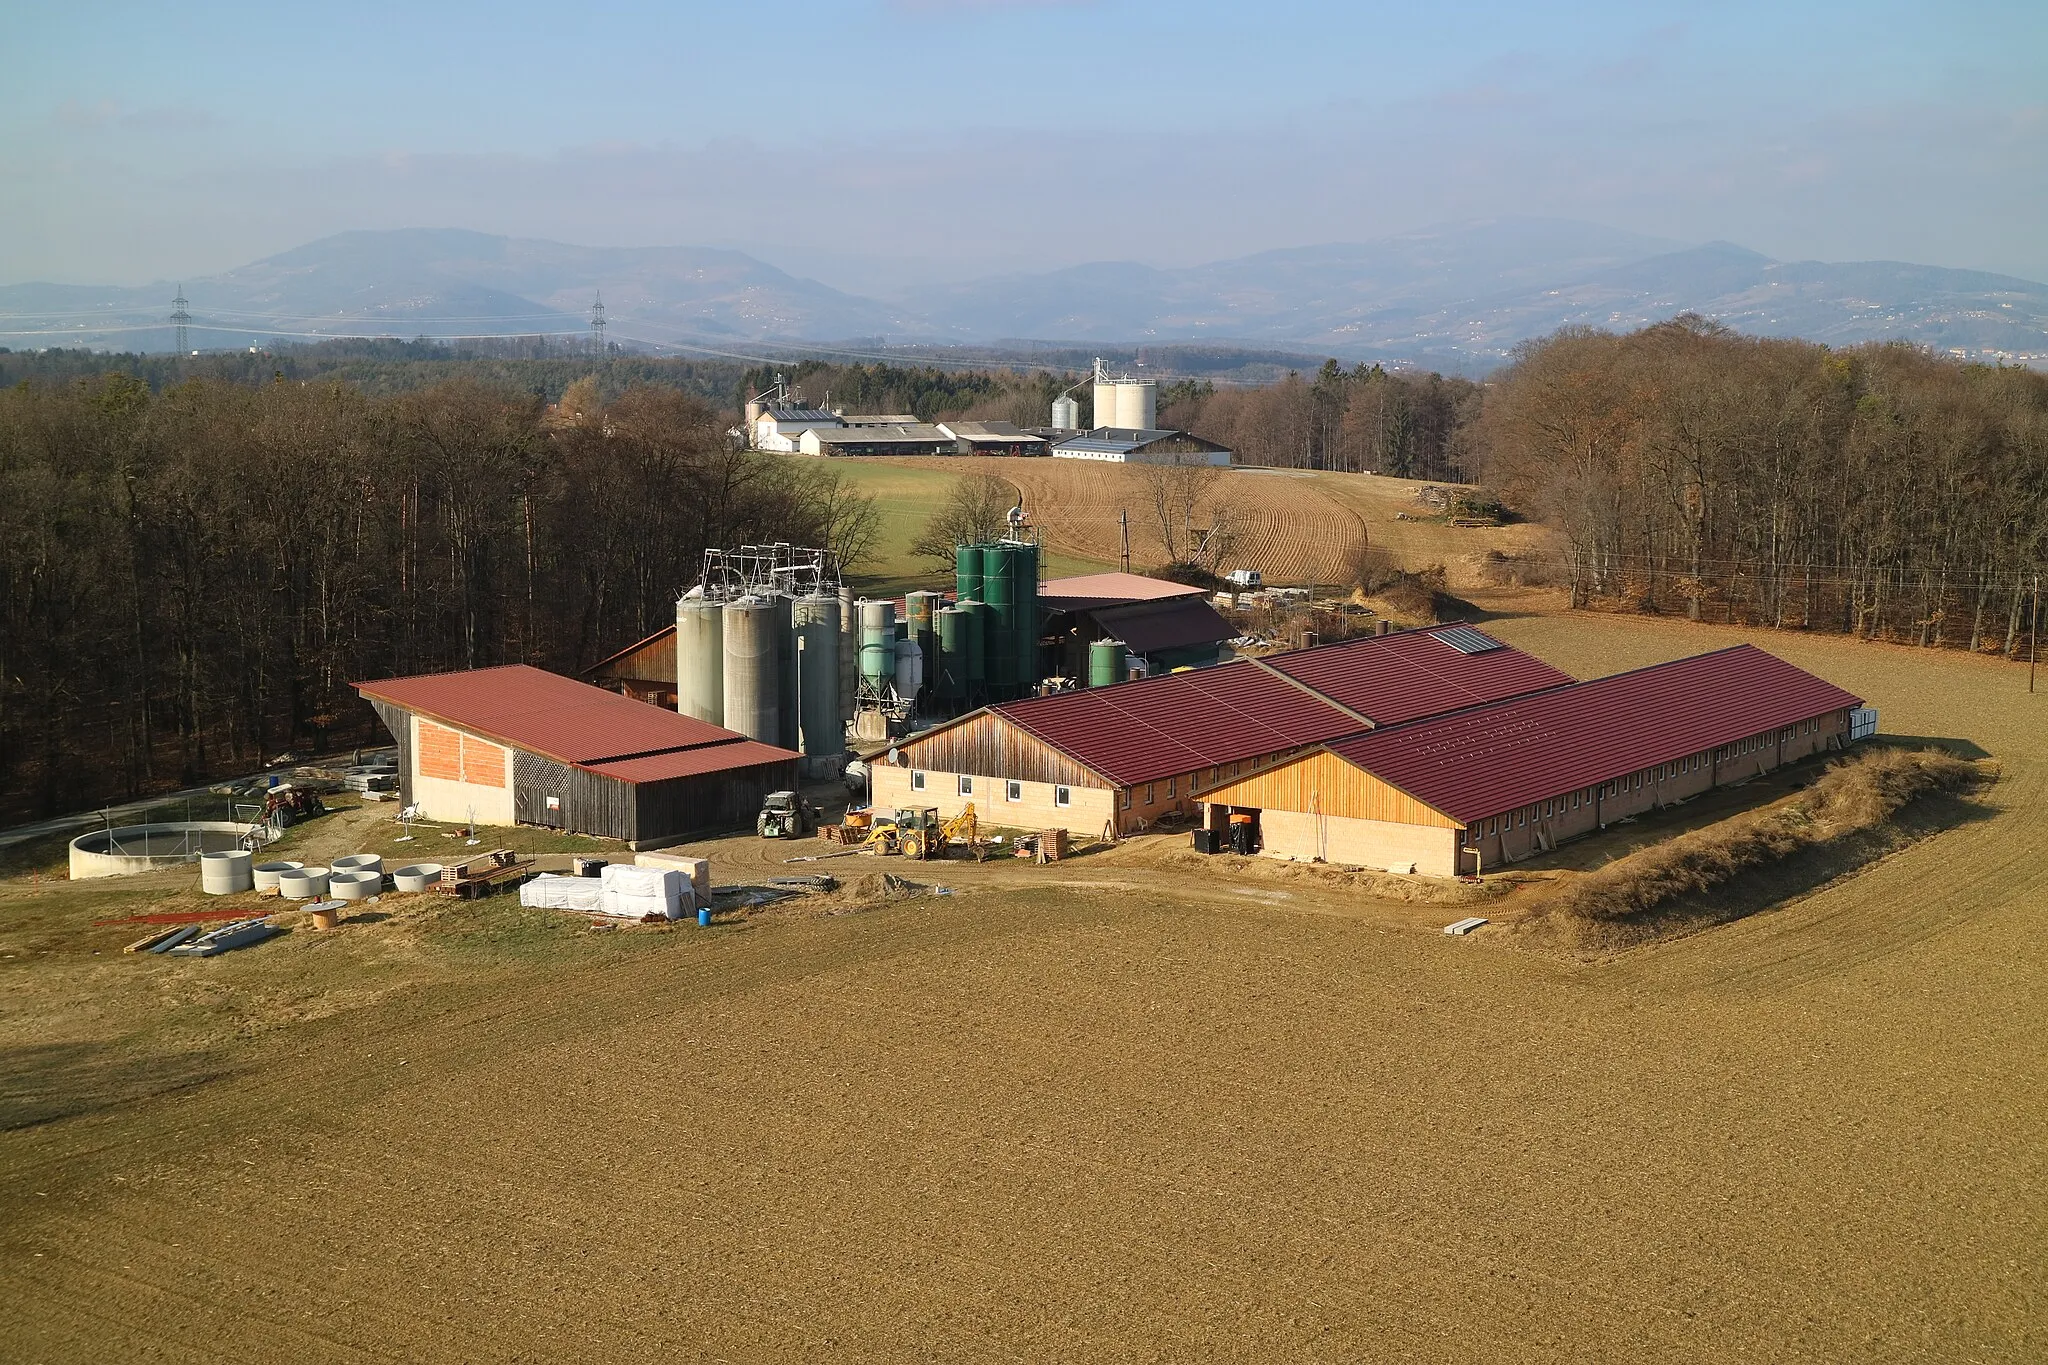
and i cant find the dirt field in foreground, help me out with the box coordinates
[3,607,2046,1362]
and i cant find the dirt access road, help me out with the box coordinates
[3,608,2045,1362]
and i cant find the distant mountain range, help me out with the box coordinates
[6,220,2045,370]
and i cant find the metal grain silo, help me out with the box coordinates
[1093,378,1120,429]
[837,584,857,718]
[792,593,842,774]
[675,596,724,724]
[1114,380,1157,431]
[958,598,988,697]
[771,593,799,751]
[1051,394,1080,430]
[858,599,896,695]
[1089,638,1128,689]
[721,596,779,744]
[934,605,965,705]
[954,544,983,606]
[893,636,924,698]
[982,543,1018,692]
[1013,540,1040,687]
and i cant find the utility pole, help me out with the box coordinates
[1119,509,1130,573]
[590,290,607,358]
[2031,572,2040,695]
[170,285,191,353]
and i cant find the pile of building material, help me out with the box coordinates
[128,917,282,957]
[635,851,712,902]
[521,863,691,920]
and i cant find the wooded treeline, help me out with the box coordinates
[1478,319,2048,649]
[1161,361,1482,481]
[0,375,874,819]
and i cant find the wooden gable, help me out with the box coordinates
[894,710,1107,789]
[1195,750,1461,829]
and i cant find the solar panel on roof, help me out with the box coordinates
[1431,625,1504,655]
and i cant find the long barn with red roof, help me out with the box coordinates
[1192,645,1866,876]
[869,626,1574,836]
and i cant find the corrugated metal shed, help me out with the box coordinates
[355,665,738,766]
[1311,645,1863,823]
[1090,597,1234,655]
[1038,572,1203,609]
[1269,628,1574,726]
[584,740,799,783]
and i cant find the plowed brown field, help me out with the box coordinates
[883,457,1558,589]
[3,608,2045,1363]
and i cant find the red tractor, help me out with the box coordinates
[264,785,327,828]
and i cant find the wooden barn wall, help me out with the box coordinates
[635,759,798,845]
[1199,752,1460,829]
[591,634,678,686]
[513,750,637,841]
[897,712,1101,788]
[369,700,415,807]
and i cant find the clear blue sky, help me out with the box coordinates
[6,0,2044,288]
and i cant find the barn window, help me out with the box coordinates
[1165,776,1176,799]
[1230,763,1240,778]
[958,775,973,797]
[1143,783,1156,805]
[1006,780,1022,803]
[910,770,926,791]
[1210,767,1219,784]
[1121,788,1132,810]
[1054,786,1072,808]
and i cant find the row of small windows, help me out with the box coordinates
[910,770,1074,808]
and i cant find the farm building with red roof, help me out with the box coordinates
[354,665,799,846]
[1192,645,1866,876]
[870,626,1574,836]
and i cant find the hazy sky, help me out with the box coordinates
[6,0,2045,292]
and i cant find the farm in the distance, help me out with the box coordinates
[3,605,2041,1364]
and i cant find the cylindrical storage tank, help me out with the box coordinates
[278,866,331,900]
[954,544,983,607]
[676,596,725,724]
[858,599,896,694]
[721,596,780,744]
[332,853,382,876]
[392,863,444,892]
[329,870,382,901]
[199,849,253,895]
[1094,379,1119,429]
[1013,541,1041,688]
[893,637,924,697]
[1052,394,1080,430]
[959,599,989,692]
[1115,380,1157,432]
[934,606,966,703]
[837,585,857,719]
[792,594,842,769]
[1089,638,1129,689]
[982,543,1018,692]
[771,594,799,751]
[252,859,303,892]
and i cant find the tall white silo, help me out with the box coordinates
[1114,380,1157,432]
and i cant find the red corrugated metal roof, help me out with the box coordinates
[583,740,798,783]
[975,627,1568,786]
[1311,645,1864,823]
[353,665,799,779]
[1267,627,1575,725]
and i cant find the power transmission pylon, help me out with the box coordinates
[170,286,191,353]
[590,291,606,357]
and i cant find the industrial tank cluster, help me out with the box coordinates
[673,538,1072,759]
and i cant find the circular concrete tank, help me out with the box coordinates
[68,821,257,880]
[278,867,331,899]
[252,860,304,891]
[328,870,382,901]
[391,863,445,893]
[332,853,383,876]
[199,850,254,895]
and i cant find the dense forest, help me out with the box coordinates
[1162,361,1481,481]
[0,373,876,819]
[1478,319,2048,650]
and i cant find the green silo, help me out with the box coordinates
[934,605,966,705]
[1013,540,1041,690]
[1089,638,1128,689]
[982,543,1018,693]
[959,598,988,698]
[954,544,983,607]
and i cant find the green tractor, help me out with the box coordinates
[757,791,818,840]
